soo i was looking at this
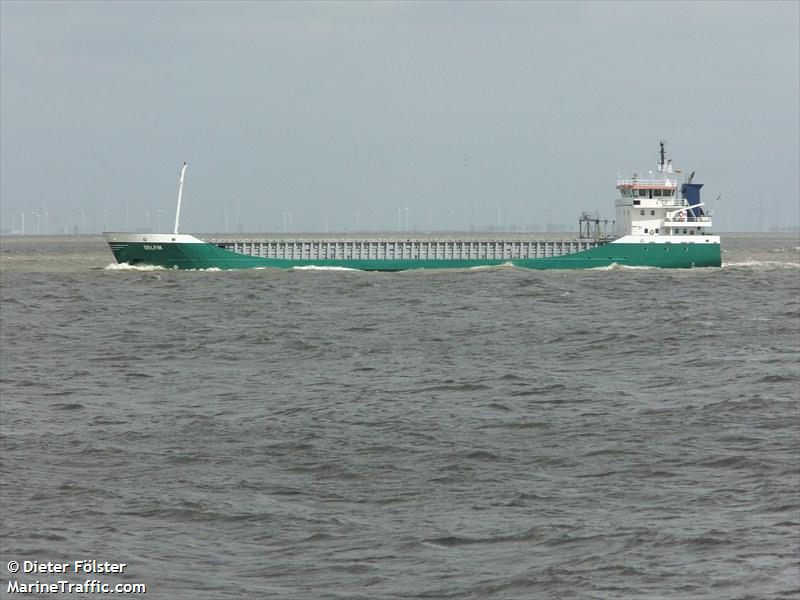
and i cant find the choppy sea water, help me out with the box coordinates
[1,233,798,599]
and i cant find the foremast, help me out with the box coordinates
[173,162,188,235]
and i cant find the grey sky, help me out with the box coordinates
[1,1,798,234]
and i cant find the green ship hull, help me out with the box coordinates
[106,237,722,270]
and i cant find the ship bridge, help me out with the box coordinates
[614,143,713,238]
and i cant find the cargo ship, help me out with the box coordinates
[104,144,721,270]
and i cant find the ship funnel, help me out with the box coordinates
[681,182,705,217]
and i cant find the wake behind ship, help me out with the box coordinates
[104,144,721,270]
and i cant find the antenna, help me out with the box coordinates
[173,162,188,235]
[710,193,722,216]
[688,170,695,184]
[659,140,667,171]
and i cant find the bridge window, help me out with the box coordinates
[653,189,662,197]
[638,189,647,197]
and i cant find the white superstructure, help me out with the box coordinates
[614,142,715,241]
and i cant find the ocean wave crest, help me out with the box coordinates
[722,260,799,269]
[591,263,656,271]
[104,263,167,271]
[290,265,360,272]
[468,262,517,271]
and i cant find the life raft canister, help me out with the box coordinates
[678,210,686,222]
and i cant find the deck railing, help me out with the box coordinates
[663,216,712,225]
[617,177,678,187]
